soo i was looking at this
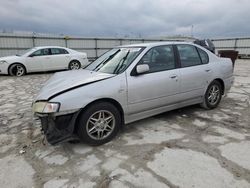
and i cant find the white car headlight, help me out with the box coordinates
[0,60,7,64]
[33,102,60,113]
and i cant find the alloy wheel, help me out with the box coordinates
[207,85,220,105]
[70,62,80,70]
[16,65,25,76]
[86,110,115,140]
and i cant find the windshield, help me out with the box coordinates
[16,48,36,56]
[86,47,144,74]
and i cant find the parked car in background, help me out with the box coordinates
[0,46,89,76]
[194,39,215,53]
[32,42,234,146]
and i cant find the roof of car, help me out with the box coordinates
[119,41,194,48]
[32,46,68,50]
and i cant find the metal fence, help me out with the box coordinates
[2,33,249,59]
[212,38,250,58]
[0,33,193,61]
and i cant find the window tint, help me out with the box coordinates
[197,47,209,64]
[138,45,176,73]
[51,48,68,55]
[31,48,50,56]
[177,45,202,67]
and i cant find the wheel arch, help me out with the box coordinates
[74,98,125,132]
[70,59,80,63]
[8,62,27,75]
[213,78,225,95]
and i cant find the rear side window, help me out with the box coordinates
[61,49,69,54]
[197,47,209,64]
[51,48,69,55]
[177,45,202,67]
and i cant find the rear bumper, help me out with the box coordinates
[224,76,234,92]
[81,59,90,68]
[37,112,79,145]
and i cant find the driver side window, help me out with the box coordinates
[31,48,50,57]
[138,45,176,73]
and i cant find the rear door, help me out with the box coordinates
[127,45,181,114]
[176,44,212,100]
[50,48,70,70]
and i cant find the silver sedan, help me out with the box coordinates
[33,42,234,146]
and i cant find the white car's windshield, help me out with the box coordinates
[16,48,36,56]
[86,47,144,74]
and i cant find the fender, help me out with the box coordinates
[48,76,114,101]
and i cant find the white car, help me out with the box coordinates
[0,46,89,76]
[33,42,234,146]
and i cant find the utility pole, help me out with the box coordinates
[191,25,194,37]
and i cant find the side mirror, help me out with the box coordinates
[29,54,34,57]
[136,64,149,75]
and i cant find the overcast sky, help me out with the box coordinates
[0,0,249,38]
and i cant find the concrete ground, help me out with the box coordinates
[0,60,249,188]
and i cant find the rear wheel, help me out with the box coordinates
[9,64,26,76]
[69,61,81,70]
[76,102,121,146]
[201,80,222,109]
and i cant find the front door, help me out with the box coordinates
[127,45,180,114]
[25,48,51,72]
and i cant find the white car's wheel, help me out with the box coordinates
[69,61,81,70]
[9,64,26,76]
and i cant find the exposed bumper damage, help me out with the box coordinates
[38,112,79,145]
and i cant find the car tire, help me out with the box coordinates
[68,60,81,70]
[9,63,26,76]
[76,102,121,146]
[201,80,222,109]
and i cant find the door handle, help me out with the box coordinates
[205,69,211,72]
[170,75,177,79]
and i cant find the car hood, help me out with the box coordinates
[0,55,21,62]
[35,69,115,101]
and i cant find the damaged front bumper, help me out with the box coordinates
[35,111,80,145]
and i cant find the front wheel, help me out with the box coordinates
[69,61,81,70]
[201,80,222,109]
[76,102,121,146]
[9,64,26,76]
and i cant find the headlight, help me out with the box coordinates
[33,102,60,113]
[0,60,7,64]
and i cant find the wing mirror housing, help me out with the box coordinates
[136,64,149,75]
